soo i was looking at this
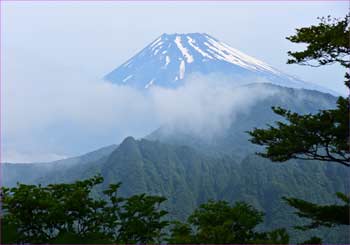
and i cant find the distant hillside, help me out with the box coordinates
[147,84,337,159]
[2,144,117,187]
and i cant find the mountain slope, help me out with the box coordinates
[4,136,348,243]
[2,144,118,187]
[105,33,333,94]
[147,83,338,159]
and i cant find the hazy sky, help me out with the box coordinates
[1,1,348,162]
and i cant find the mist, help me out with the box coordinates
[2,1,346,163]
[150,75,277,138]
[3,73,278,163]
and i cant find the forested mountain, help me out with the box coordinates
[3,137,349,242]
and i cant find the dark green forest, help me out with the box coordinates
[2,176,291,244]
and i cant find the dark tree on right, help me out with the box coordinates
[248,15,350,243]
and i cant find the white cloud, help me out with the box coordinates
[2,70,277,162]
[3,150,67,164]
[150,74,276,138]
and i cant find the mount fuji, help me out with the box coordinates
[105,33,333,94]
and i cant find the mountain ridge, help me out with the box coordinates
[104,33,335,94]
[2,136,348,243]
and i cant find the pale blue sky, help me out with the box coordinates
[1,1,348,162]
[3,1,348,92]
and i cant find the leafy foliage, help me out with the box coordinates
[283,192,350,230]
[286,15,350,87]
[249,97,349,167]
[249,14,349,167]
[168,200,290,244]
[1,176,168,244]
[286,15,349,67]
[2,177,294,244]
[299,236,322,244]
[248,14,350,242]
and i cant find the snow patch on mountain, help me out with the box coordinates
[174,36,194,63]
[164,56,170,68]
[187,36,212,59]
[145,79,155,89]
[179,60,185,79]
[122,75,133,83]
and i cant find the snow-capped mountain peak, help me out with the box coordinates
[104,33,334,94]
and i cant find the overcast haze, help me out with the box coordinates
[1,1,348,162]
